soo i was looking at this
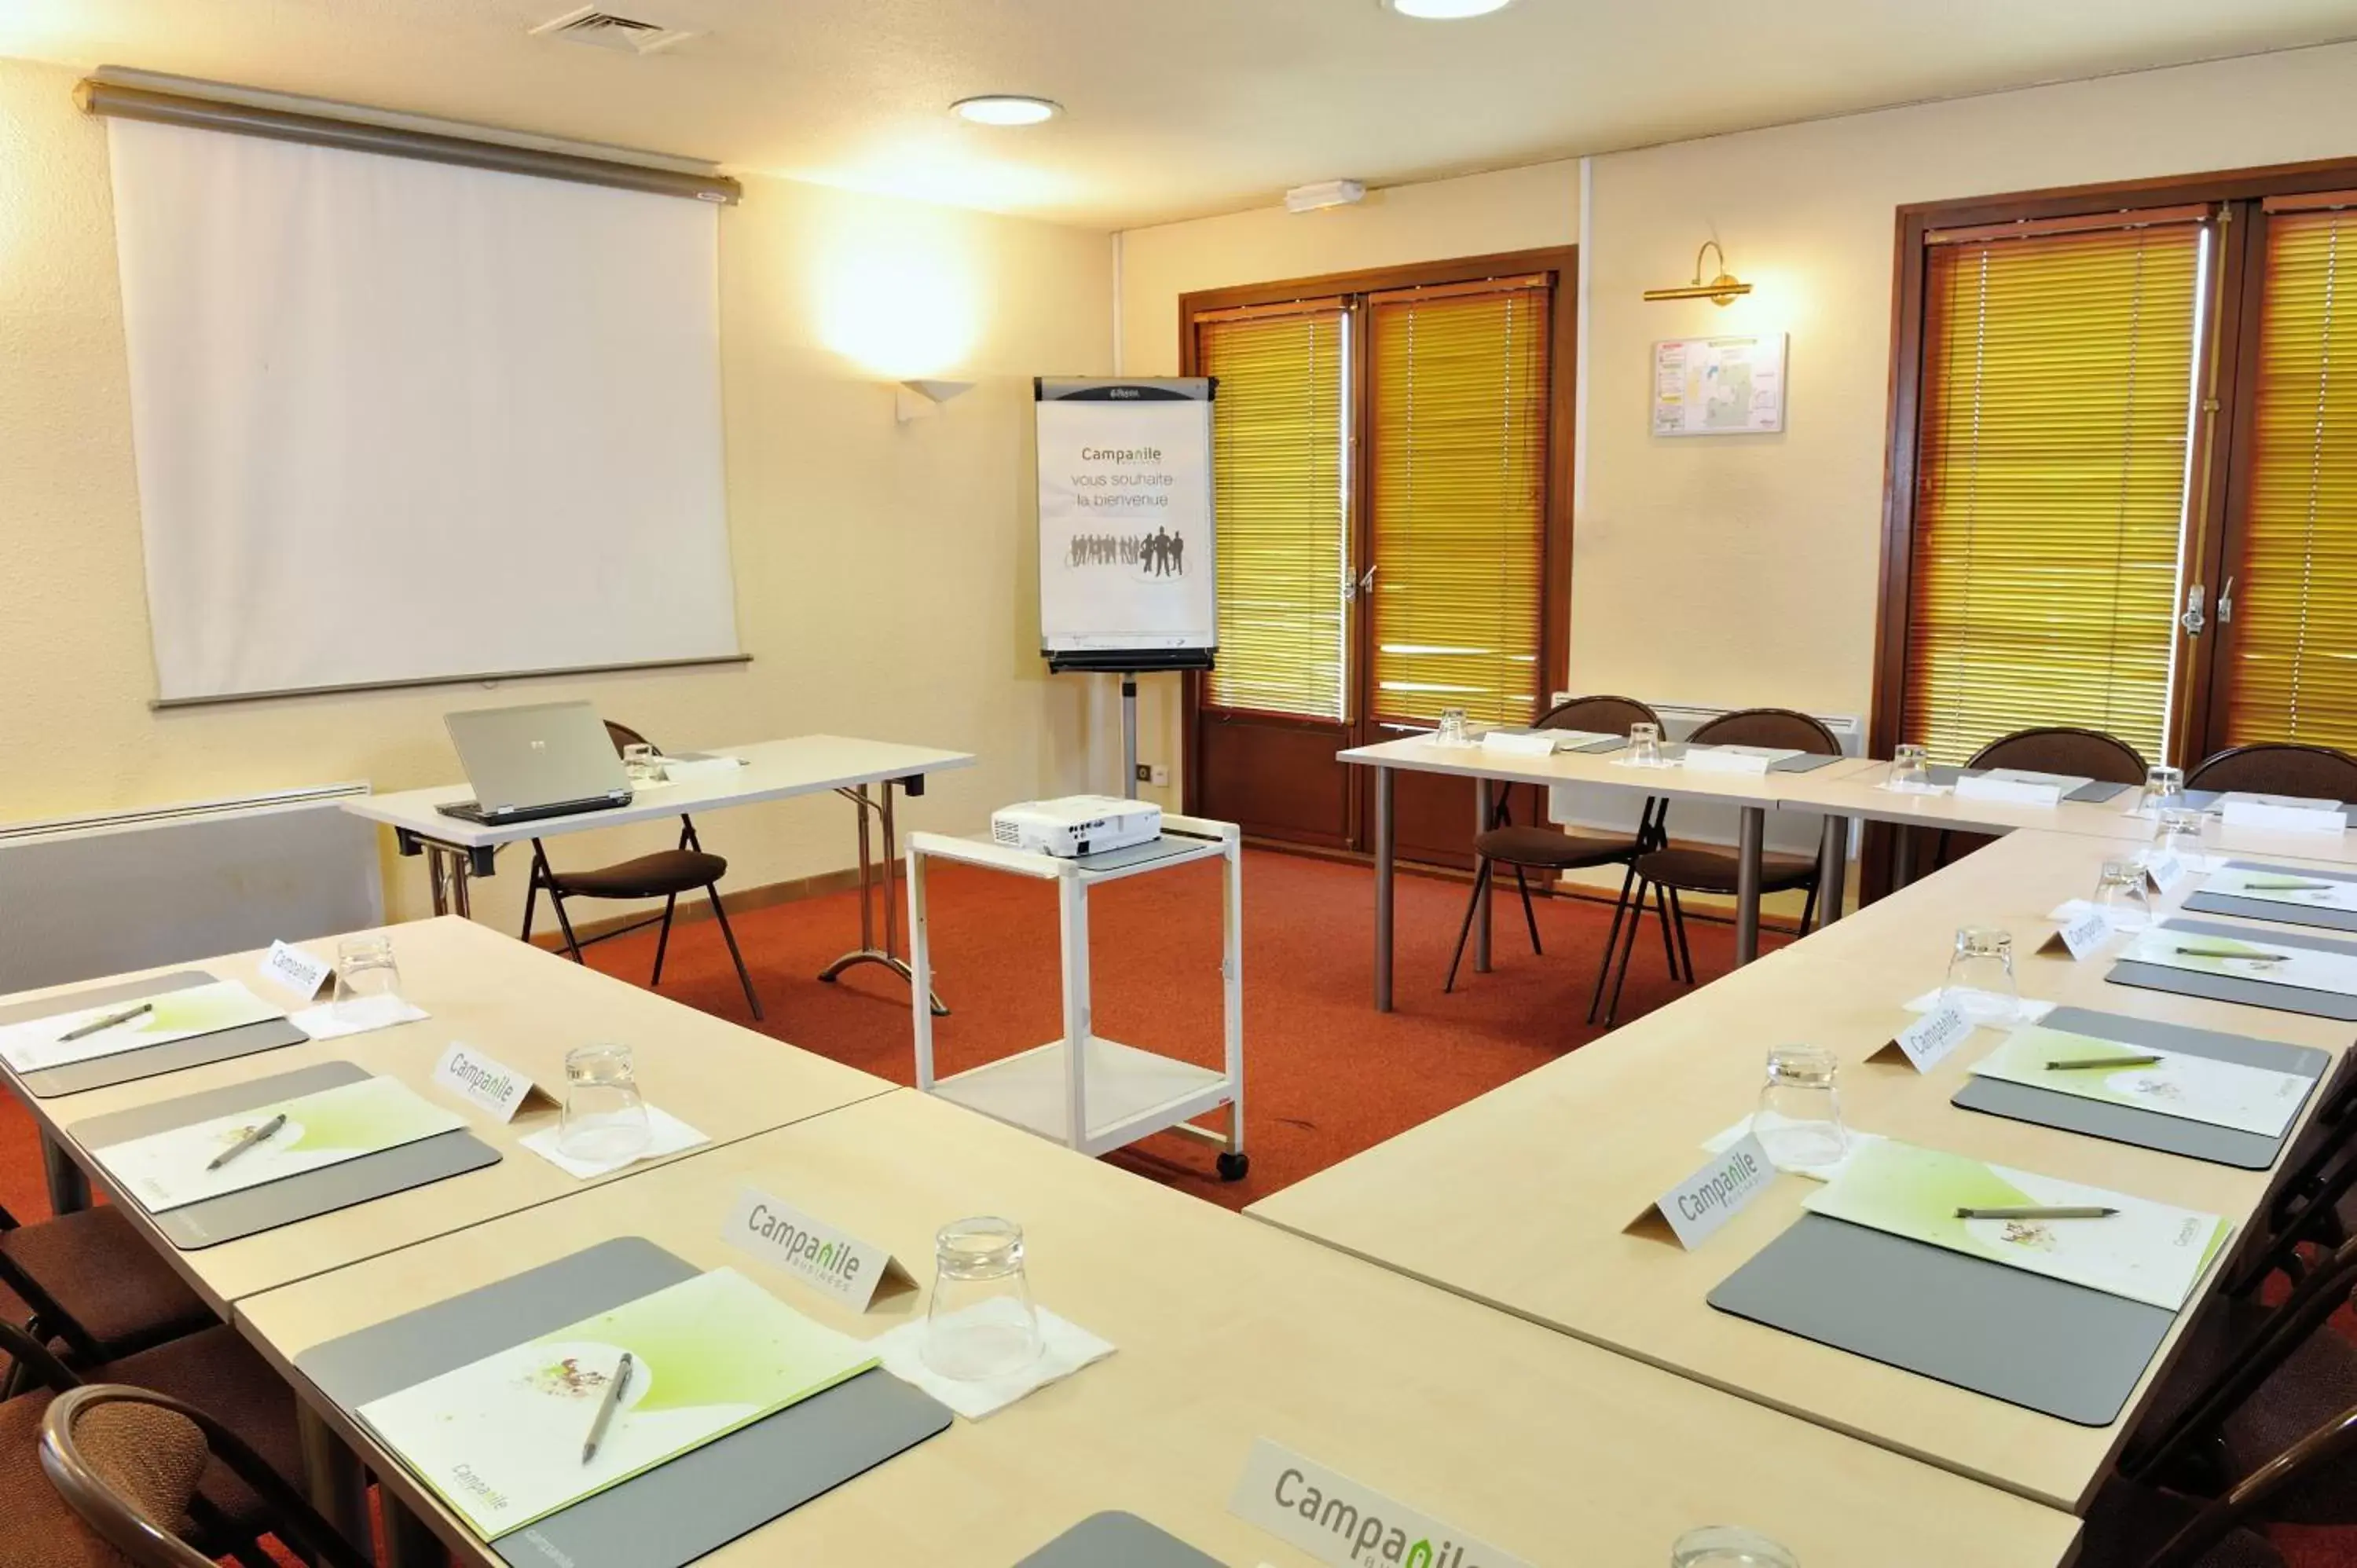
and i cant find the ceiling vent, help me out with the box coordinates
[530,8,698,54]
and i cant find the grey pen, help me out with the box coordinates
[58,1002,152,1042]
[2175,946,2288,962]
[582,1352,634,1465]
[1956,1206,2119,1220]
[2045,1054,2165,1070]
[206,1112,288,1172]
[2242,880,2337,892]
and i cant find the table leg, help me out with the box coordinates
[819,781,948,1015]
[1893,823,1918,890]
[296,1402,376,1564]
[1816,815,1849,926]
[1473,776,1493,975]
[425,844,472,919]
[1735,805,1764,965]
[1374,766,1395,1013]
[41,1134,90,1214]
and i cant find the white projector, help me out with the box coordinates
[991,795,1162,858]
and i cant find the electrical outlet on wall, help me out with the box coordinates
[1150,764,1170,786]
[1135,764,1151,782]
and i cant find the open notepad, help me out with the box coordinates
[2198,866,2357,915]
[93,1076,465,1213]
[356,1268,877,1540]
[1969,1025,2311,1139]
[1804,1139,2230,1310]
[0,980,286,1074]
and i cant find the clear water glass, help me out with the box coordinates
[1434,708,1472,746]
[2154,805,2207,865]
[1750,1046,1848,1175]
[1628,721,1664,768]
[2138,764,2186,816]
[922,1216,1042,1381]
[621,742,666,784]
[1941,925,2021,1025]
[1672,1526,1800,1568]
[332,936,401,1017]
[2091,859,2154,927]
[1886,743,1932,790]
[557,1043,651,1163]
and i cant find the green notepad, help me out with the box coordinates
[92,1075,466,1213]
[1804,1139,2230,1310]
[1970,1026,2310,1139]
[355,1268,878,1541]
[0,980,285,1074]
[2121,929,2357,998]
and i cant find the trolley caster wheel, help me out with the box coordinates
[1215,1152,1250,1182]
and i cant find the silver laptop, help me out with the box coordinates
[437,702,631,826]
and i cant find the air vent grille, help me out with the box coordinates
[531,8,698,54]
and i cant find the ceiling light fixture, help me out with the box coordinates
[1285,179,1366,214]
[1643,240,1754,306]
[951,95,1061,126]
[1381,0,1516,17]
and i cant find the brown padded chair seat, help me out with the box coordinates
[2,1207,213,1357]
[544,848,729,900]
[1633,847,1819,896]
[1472,825,1642,868]
[0,1391,126,1568]
[91,1325,306,1535]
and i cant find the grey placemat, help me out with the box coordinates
[1924,767,2127,803]
[1952,1005,2327,1169]
[1016,1513,1226,1567]
[0,969,313,1099]
[1073,835,1219,873]
[68,1061,499,1250]
[2108,917,2357,1021]
[296,1237,952,1568]
[1567,736,1628,755]
[1769,753,1845,775]
[1708,1214,2175,1426]
[2184,861,2357,935]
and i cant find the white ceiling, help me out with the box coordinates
[4,0,2354,228]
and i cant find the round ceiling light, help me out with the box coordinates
[1383,0,1515,15]
[951,95,1062,126]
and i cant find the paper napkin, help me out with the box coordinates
[871,1306,1114,1420]
[1903,988,2057,1024]
[518,1105,709,1178]
[1703,1117,1886,1183]
[290,996,429,1041]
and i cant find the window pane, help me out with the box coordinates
[1198,310,1348,720]
[2223,206,2357,750]
[1369,286,1550,727]
[1904,222,2204,764]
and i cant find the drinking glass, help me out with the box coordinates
[1627,722,1664,768]
[922,1216,1042,1381]
[2154,805,2208,866]
[1434,708,1472,746]
[1941,925,2021,1026]
[621,742,666,784]
[1671,1527,1800,1568]
[1750,1046,1848,1175]
[557,1043,651,1163]
[2137,764,2187,817]
[1886,743,1932,790]
[2091,859,2154,928]
[332,936,401,1018]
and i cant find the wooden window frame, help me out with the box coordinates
[1175,247,1578,818]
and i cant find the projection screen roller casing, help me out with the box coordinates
[104,115,742,702]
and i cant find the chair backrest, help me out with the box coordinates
[2146,1401,2357,1568]
[603,720,652,757]
[2187,743,2357,800]
[1689,706,1842,757]
[1967,726,2147,785]
[39,1386,370,1568]
[1534,694,1663,737]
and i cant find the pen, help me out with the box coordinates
[206,1112,287,1172]
[2242,880,2336,892]
[2174,946,2288,962]
[1956,1206,2119,1220]
[58,1002,152,1042]
[582,1352,633,1465]
[2045,1054,2165,1070]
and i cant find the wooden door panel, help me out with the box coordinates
[1192,713,1352,848]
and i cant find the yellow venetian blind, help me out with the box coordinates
[1368,279,1550,727]
[1903,216,2205,764]
[1197,303,1349,720]
[2223,199,2357,750]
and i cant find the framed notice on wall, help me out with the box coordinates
[1651,333,1787,436]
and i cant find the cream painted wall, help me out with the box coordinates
[1114,39,2357,797]
[0,54,1115,929]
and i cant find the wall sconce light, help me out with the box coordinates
[895,378,976,423]
[1643,240,1752,306]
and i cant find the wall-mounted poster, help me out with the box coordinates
[1652,334,1787,436]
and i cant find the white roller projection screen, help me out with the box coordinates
[105,118,741,702]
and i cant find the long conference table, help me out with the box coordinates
[0,903,2085,1563]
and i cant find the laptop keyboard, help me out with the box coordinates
[436,793,631,826]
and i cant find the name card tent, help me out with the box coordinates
[1035,378,1217,797]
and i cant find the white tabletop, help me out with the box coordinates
[1340,735,1882,810]
[341,735,975,848]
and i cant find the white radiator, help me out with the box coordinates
[1545,696,1864,857]
[0,785,384,991]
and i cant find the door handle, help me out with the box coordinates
[1341,563,1379,603]
[2180,583,2206,638]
